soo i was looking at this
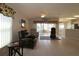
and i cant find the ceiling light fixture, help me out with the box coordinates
[74,15,79,17]
[41,14,46,18]
[66,17,77,20]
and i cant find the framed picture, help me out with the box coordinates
[21,19,26,28]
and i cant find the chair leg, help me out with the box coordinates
[9,47,11,56]
[13,50,16,56]
[9,47,13,56]
[13,48,23,56]
[21,48,23,56]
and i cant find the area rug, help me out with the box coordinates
[40,36,60,40]
[40,36,50,40]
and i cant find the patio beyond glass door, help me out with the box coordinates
[37,23,56,36]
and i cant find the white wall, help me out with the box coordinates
[65,19,79,40]
[65,29,79,40]
[12,12,25,41]
[59,18,74,39]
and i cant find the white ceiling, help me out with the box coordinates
[7,3,79,19]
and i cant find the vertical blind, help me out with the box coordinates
[0,13,12,48]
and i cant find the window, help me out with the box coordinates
[0,13,12,48]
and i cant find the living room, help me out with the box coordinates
[1,3,79,56]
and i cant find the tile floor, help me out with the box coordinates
[21,39,79,56]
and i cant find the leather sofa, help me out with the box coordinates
[18,29,38,49]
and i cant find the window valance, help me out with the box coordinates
[0,3,16,17]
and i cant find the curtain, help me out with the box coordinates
[0,13,12,48]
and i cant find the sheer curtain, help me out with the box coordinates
[0,13,12,48]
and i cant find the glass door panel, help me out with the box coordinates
[37,23,56,36]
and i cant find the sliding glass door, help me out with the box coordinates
[37,23,56,36]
